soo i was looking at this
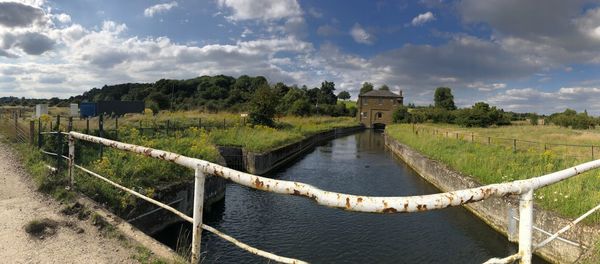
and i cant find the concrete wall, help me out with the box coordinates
[128,174,226,235]
[384,133,599,264]
[243,126,364,175]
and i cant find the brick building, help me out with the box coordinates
[357,90,403,128]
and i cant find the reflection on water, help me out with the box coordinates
[155,130,545,264]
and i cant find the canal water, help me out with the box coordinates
[156,130,546,263]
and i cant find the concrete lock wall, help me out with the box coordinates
[129,174,226,235]
[243,126,365,175]
[384,134,600,264]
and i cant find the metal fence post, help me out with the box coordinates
[115,116,119,140]
[99,114,104,158]
[56,128,62,172]
[191,166,206,264]
[68,134,75,187]
[38,118,42,149]
[166,120,170,136]
[14,112,18,140]
[518,189,533,264]
[29,120,34,145]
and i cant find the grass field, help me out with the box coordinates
[386,123,600,224]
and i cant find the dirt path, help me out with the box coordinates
[0,141,139,264]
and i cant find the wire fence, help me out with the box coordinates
[411,125,599,161]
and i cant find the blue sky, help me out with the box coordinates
[1,0,600,114]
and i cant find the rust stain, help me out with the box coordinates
[404,203,409,210]
[293,189,301,195]
[253,178,264,189]
[345,197,350,208]
[357,197,363,203]
[382,207,398,213]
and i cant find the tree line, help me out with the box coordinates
[0,74,358,119]
[392,87,598,129]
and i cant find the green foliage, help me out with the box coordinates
[249,86,278,126]
[359,82,374,95]
[337,90,351,100]
[434,87,457,110]
[319,81,337,105]
[392,105,410,123]
[378,84,390,91]
[455,102,510,127]
[529,113,539,126]
[549,109,597,129]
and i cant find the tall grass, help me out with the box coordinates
[386,124,600,224]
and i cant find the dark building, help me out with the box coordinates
[357,90,403,128]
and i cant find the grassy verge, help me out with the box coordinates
[210,116,359,152]
[386,124,600,224]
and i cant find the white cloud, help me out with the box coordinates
[308,7,322,18]
[411,11,435,26]
[467,82,507,92]
[486,86,600,114]
[350,23,374,44]
[55,13,71,24]
[144,1,178,18]
[217,0,302,21]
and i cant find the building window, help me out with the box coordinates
[378,98,383,105]
[362,98,368,105]
[391,99,395,104]
[376,112,382,119]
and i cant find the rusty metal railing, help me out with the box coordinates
[65,131,600,264]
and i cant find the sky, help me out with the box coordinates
[1,0,600,114]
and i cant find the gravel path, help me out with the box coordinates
[0,140,139,264]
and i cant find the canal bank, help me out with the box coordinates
[157,130,546,263]
[384,133,599,263]
[218,125,364,175]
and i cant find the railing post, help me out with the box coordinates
[191,166,206,263]
[68,134,75,187]
[518,189,533,264]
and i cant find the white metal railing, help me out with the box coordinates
[64,131,600,264]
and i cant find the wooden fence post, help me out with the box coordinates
[86,118,90,134]
[68,117,73,132]
[513,139,517,153]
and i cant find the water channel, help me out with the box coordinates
[155,130,546,263]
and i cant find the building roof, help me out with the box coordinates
[359,90,402,98]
